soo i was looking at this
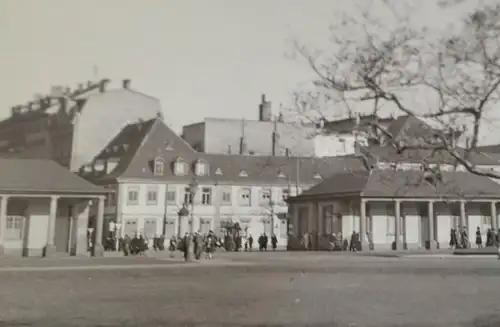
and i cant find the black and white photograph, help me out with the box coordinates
[1,0,500,326]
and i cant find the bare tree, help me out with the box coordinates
[292,0,500,178]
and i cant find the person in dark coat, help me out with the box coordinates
[183,233,190,261]
[205,232,215,260]
[271,234,278,251]
[169,237,177,258]
[475,226,483,248]
[263,233,269,251]
[122,235,131,256]
[248,234,253,252]
[449,228,457,249]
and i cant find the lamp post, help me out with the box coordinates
[186,178,199,262]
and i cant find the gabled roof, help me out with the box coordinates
[289,169,500,202]
[83,118,366,185]
[0,158,107,194]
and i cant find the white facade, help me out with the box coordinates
[106,181,307,249]
[313,133,367,157]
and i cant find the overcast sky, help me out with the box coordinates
[1,0,497,142]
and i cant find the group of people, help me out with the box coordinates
[474,227,500,248]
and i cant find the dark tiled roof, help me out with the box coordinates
[363,145,500,166]
[84,118,366,185]
[362,170,500,199]
[289,169,500,201]
[0,158,107,194]
[293,170,370,199]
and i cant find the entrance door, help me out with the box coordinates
[123,219,138,237]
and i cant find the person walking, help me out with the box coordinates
[476,226,483,248]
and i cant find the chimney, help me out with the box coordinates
[27,102,33,112]
[258,94,272,121]
[87,81,92,88]
[285,148,290,157]
[99,79,111,92]
[122,79,131,89]
[228,144,232,155]
[78,83,83,91]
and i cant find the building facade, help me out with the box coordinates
[181,94,316,156]
[82,117,365,248]
[287,159,500,251]
[0,79,161,171]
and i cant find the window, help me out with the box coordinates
[260,188,271,206]
[143,218,158,238]
[280,219,288,238]
[195,161,209,176]
[280,188,289,205]
[201,187,212,205]
[6,216,23,240]
[184,187,194,205]
[146,187,158,205]
[166,188,176,204]
[174,160,187,176]
[165,219,176,238]
[239,188,251,206]
[127,187,139,205]
[221,189,232,205]
[153,157,164,176]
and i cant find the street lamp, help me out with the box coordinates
[186,178,199,262]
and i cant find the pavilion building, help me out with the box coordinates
[287,168,500,251]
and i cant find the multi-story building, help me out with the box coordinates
[82,117,364,247]
[0,79,162,171]
[181,94,317,156]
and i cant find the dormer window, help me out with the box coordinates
[215,168,223,175]
[82,164,92,173]
[123,144,129,151]
[153,156,165,176]
[239,170,248,177]
[174,157,187,176]
[278,170,286,178]
[195,159,209,176]
[113,145,119,152]
[106,159,119,174]
[313,172,322,180]
[94,160,105,172]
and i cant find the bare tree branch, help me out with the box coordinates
[291,0,500,179]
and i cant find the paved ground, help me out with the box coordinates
[0,253,499,327]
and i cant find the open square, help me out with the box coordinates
[1,253,500,327]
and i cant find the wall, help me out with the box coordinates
[72,90,161,171]
[117,181,304,248]
[189,118,315,156]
